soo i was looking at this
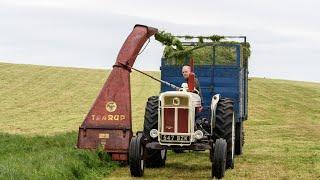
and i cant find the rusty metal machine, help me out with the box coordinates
[77,25,158,161]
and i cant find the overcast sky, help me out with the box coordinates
[0,0,319,82]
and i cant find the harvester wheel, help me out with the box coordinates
[129,135,145,177]
[212,138,227,179]
[235,122,244,155]
[143,96,159,140]
[214,98,235,169]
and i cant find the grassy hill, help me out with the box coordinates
[0,62,319,179]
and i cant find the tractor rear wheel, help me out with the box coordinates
[235,121,244,155]
[143,96,167,168]
[212,138,227,179]
[129,135,145,177]
[214,98,235,169]
[143,96,159,140]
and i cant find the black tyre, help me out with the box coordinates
[235,122,244,155]
[143,96,159,140]
[129,136,145,177]
[145,149,167,168]
[212,138,227,179]
[143,96,167,167]
[214,98,235,169]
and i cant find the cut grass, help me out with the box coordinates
[0,132,118,179]
[0,62,319,179]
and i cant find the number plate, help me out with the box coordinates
[160,135,190,142]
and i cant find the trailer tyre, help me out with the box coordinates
[214,98,235,169]
[129,136,145,177]
[212,138,227,179]
[235,122,244,155]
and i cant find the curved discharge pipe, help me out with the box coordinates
[77,25,158,161]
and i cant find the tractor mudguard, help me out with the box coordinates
[77,24,158,161]
[210,94,220,133]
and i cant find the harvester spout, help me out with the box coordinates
[77,24,158,161]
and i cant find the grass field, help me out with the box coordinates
[0,62,319,179]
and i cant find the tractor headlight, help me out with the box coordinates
[150,129,158,138]
[194,130,204,139]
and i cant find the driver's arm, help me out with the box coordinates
[195,78,204,106]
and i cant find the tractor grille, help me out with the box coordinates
[163,108,175,132]
[163,107,189,133]
[177,109,188,133]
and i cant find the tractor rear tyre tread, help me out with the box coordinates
[214,97,235,169]
[143,96,159,140]
[143,96,167,168]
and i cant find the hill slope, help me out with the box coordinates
[0,62,319,179]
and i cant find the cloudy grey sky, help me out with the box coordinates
[0,0,319,82]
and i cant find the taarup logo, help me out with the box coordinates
[106,101,117,112]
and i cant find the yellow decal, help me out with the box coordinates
[106,101,117,112]
[99,133,109,139]
[91,114,125,121]
[107,115,125,121]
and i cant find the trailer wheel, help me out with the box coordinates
[143,96,159,140]
[235,122,244,155]
[129,136,145,177]
[214,98,235,169]
[212,138,227,179]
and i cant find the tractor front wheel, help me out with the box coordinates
[214,97,235,169]
[129,135,145,177]
[212,138,227,179]
[145,148,167,168]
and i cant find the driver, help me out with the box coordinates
[182,65,203,109]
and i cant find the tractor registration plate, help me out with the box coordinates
[160,135,190,142]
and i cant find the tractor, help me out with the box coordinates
[129,36,249,179]
[76,25,249,179]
